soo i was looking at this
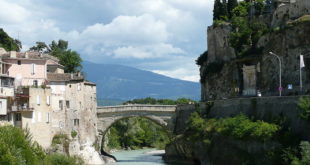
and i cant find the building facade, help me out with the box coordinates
[0,48,98,155]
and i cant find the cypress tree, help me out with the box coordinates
[213,0,222,20]
[228,0,238,18]
[221,0,229,20]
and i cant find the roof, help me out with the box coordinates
[84,81,96,86]
[47,73,84,82]
[1,51,59,63]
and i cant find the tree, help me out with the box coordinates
[221,0,229,20]
[227,0,238,18]
[0,28,22,52]
[29,40,82,73]
[29,42,49,52]
[213,0,222,20]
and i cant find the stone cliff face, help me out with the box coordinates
[201,15,310,101]
[207,24,236,63]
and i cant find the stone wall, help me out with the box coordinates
[174,96,310,138]
[271,0,310,27]
[207,24,236,63]
[166,96,310,164]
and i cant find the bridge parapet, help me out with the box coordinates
[97,104,177,113]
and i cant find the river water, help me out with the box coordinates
[106,149,183,165]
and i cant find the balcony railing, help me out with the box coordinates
[11,105,34,112]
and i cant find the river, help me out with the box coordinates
[106,149,185,165]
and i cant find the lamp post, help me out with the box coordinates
[269,52,282,96]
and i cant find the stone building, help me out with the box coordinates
[0,48,101,163]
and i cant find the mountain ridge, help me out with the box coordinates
[82,61,200,101]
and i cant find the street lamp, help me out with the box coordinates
[269,52,282,96]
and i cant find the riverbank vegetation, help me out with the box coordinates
[106,117,170,150]
[168,98,310,164]
[299,97,310,122]
[186,113,280,143]
[0,125,84,165]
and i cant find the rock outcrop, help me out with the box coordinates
[200,1,310,101]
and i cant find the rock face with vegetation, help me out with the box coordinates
[164,96,310,165]
[198,0,310,101]
[164,0,310,164]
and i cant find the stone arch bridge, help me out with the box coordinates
[96,104,177,136]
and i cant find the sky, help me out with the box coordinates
[0,0,214,82]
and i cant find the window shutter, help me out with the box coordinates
[46,112,50,123]
[38,112,41,122]
[46,96,50,105]
[36,95,40,105]
[32,112,36,123]
[31,63,36,75]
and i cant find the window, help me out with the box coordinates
[38,112,41,122]
[66,100,70,108]
[46,112,50,123]
[46,96,50,105]
[15,113,21,121]
[31,63,36,75]
[17,60,21,65]
[36,95,40,105]
[33,80,38,87]
[74,119,79,126]
[32,112,35,123]
[59,100,63,110]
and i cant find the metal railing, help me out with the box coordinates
[11,105,34,112]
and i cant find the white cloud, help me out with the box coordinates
[112,43,184,59]
[78,14,169,45]
[0,1,31,24]
[113,46,152,59]
[152,67,200,82]
[0,0,213,81]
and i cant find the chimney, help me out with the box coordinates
[70,73,73,79]
[10,51,16,58]
[25,52,29,58]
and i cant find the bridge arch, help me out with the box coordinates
[96,105,177,149]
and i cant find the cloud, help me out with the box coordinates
[0,0,213,82]
[78,14,169,45]
[112,44,184,59]
[113,46,152,59]
[152,67,200,82]
[0,1,31,24]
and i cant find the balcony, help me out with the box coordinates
[11,104,34,112]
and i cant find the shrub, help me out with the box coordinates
[196,51,208,66]
[71,131,77,138]
[0,125,45,165]
[185,113,280,142]
[300,141,310,164]
[52,133,69,145]
[298,97,310,122]
[202,61,224,77]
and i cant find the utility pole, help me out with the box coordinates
[269,52,282,96]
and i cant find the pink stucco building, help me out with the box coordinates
[0,51,64,87]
